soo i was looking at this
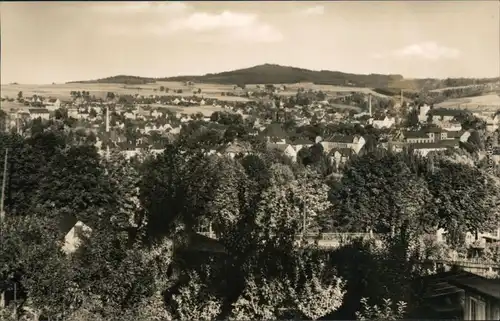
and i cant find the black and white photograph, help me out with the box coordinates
[1,1,500,320]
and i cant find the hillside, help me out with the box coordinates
[67,64,499,91]
[161,64,405,88]
[162,64,499,90]
[68,75,156,85]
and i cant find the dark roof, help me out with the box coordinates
[445,130,465,139]
[411,140,460,149]
[325,135,358,143]
[260,123,288,138]
[175,232,226,254]
[421,270,500,301]
[58,213,78,236]
[404,130,438,139]
[48,98,58,103]
[292,138,314,145]
[29,108,50,114]
[430,108,467,117]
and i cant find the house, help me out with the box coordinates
[45,98,61,111]
[419,270,500,320]
[440,121,463,132]
[329,148,355,169]
[411,140,460,157]
[371,115,396,129]
[319,135,366,154]
[418,104,432,122]
[403,128,460,144]
[486,113,500,132]
[428,108,466,123]
[28,108,50,121]
[59,214,92,255]
[217,141,252,159]
[267,143,297,162]
[291,138,314,152]
[260,123,288,144]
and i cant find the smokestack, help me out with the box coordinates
[106,106,110,160]
[368,94,372,117]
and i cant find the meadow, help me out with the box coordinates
[435,93,500,111]
[1,80,394,102]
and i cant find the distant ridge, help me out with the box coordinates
[67,75,156,85]
[67,64,500,90]
[160,63,406,88]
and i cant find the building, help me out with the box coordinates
[28,108,50,121]
[411,140,460,157]
[371,115,396,129]
[267,143,297,162]
[45,98,61,111]
[420,270,500,320]
[328,148,355,169]
[291,138,314,152]
[319,135,366,154]
[428,108,467,123]
[402,128,468,144]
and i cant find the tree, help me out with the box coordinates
[331,152,435,235]
[292,262,345,320]
[159,86,165,92]
[356,297,407,321]
[426,159,500,246]
[89,108,97,118]
[229,275,289,320]
[0,214,76,319]
[17,91,23,100]
[106,92,115,101]
[171,272,222,320]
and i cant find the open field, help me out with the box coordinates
[1,81,393,104]
[436,93,500,111]
[0,82,251,103]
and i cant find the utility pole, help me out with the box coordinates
[106,105,110,160]
[1,147,8,221]
[0,147,7,320]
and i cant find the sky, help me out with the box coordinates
[1,1,499,84]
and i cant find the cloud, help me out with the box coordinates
[103,7,283,44]
[90,2,188,15]
[168,10,283,43]
[374,42,461,60]
[301,5,325,16]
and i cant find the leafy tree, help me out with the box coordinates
[229,275,289,320]
[330,152,435,234]
[89,107,97,118]
[171,272,222,320]
[0,214,74,319]
[17,91,23,100]
[356,297,407,321]
[289,259,346,320]
[426,159,500,246]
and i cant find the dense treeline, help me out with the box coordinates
[0,123,498,320]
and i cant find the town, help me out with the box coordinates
[1,1,500,321]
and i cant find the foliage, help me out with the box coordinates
[356,297,407,321]
[171,272,222,320]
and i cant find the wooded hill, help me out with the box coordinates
[68,64,499,91]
